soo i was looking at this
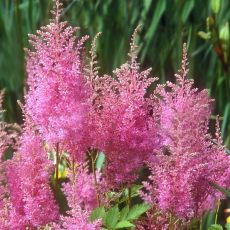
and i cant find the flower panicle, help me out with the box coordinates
[175,43,189,85]
[51,0,63,24]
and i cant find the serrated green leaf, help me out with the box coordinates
[120,206,129,221]
[119,184,143,203]
[131,184,143,195]
[105,205,120,229]
[90,207,106,222]
[115,220,135,229]
[126,203,150,221]
[208,224,223,230]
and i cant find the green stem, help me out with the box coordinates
[90,151,100,207]
[200,216,203,230]
[215,199,220,224]
[128,186,131,208]
[169,213,173,230]
[55,143,60,197]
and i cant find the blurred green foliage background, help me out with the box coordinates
[0,0,230,229]
[0,0,230,146]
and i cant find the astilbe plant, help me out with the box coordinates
[0,91,20,229]
[25,0,90,162]
[54,165,102,229]
[1,0,230,229]
[17,124,59,227]
[54,207,101,230]
[6,156,27,229]
[143,44,230,221]
[136,209,170,230]
[62,164,105,212]
[0,162,9,229]
[88,27,159,187]
[3,121,59,229]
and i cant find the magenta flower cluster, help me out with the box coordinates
[0,0,230,229]
[141,46,230,220]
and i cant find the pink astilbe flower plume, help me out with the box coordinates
[62,164,105,211]
[25,0,90,161]
[54,165,102,229]
[6,155,27,229]
[5,119,59,229]
[54,207,101,230]
[89,26,160,187]
[0,90,20,229]
[136,209,170,230]
[0,162,9,229]
[143,44,230,220]
[18,124,59,227]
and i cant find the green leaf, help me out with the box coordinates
[105,205,120,229]
[131,184,143,196]
[115,220,135,229]
[181,0,194,23]
[126,203,150,221]
[120,206,129,221]
[141,0,152,19]
[211,0,221,14]
[119,184,143,203]
[208,224,223,230]
[221,103,230,140]
[90,207,106,222]
[146,0,166,39]
[141,0,166,60]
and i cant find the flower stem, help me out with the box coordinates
[200,216,202,230]
[55,143,60,196]
[90,150,100,207]
[128,186,131,208]
[215,199,220,224]
[169,213,172,230]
